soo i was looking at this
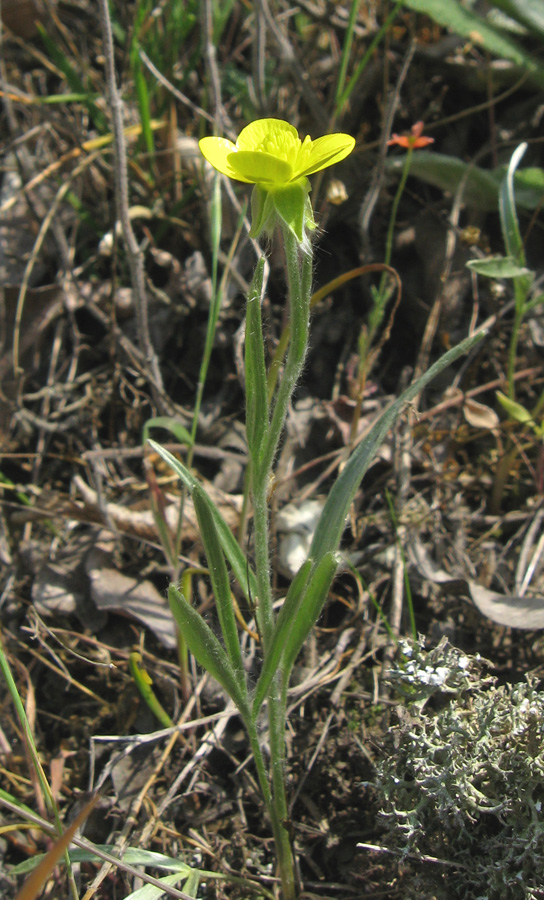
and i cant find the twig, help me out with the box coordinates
[97,0,165,403]
[138,48,217,129]
[254,0,328,129]
[359,39,416,255]
[356,841,470,870]
[252,0,268,115]
[412,167,467,391]
[201,0,231,133]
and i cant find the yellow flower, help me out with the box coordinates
[199,119,354,247]
[199,118,355,185]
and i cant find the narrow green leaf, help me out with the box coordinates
[512,166,544,209]
[499,143,527,262]
[310,332,485,565]
[129,652,174,728]
[122,872,191,900]
[133,60,155,161]
[245,258,269,457]
[386,152,500,210]
[11,847,191,876]
[143,417,193,447]
[169,585,249,714]
[0,788,37,822]
[466,255,532,278]
[337,0,403,111]
[335,0,359,108]
[401,0,544,87]
[387,153,544,211]
[491,0,544,41]
[182,871,201,899]
[36,25,106,130]
[281,552,339,678]
[192,483,245,679]
[148,441,257,602]
[252,559,313,715]
[496,390,533,424]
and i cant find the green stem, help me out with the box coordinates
[189,173,222,456]
[251,232,312,654]
[489,441,520,515]
[252,477,275,650]
[248,226,312,900]
[245,717,295,900]
[507,279,527,400]
[380,145,413,296]
[268,673,295,900]
[258,230,312,481]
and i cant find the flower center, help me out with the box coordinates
[251,130,300,162]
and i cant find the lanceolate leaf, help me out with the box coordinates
[142,417,193,448]
[192,483,246,679]
[280,552,339,678]
[466,255,531,279]
[252,559,313,715]
[387,152,544,212]
[168,585,249,715]
[310,332,485,566]
[496,390,533,424]
[499,143,527,263]
[148,441,257,603]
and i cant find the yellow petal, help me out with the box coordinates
[198,136,253,182]
[296,133,355,178]
[236,118,299,152]
[228,150,293,184]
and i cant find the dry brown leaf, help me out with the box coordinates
[408,534,544,629]
[85,544,177,648]
[463,397,500,431]
[468,583,544,630]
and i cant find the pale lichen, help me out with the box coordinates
[374,637,544,899]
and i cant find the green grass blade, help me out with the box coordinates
[133,59,155,160]
[336,1,403,113]
[11,845,193,877]
[499,143,527,262]
[142,417,193,447]
[0,639,56,819]
[334,0,359,111]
